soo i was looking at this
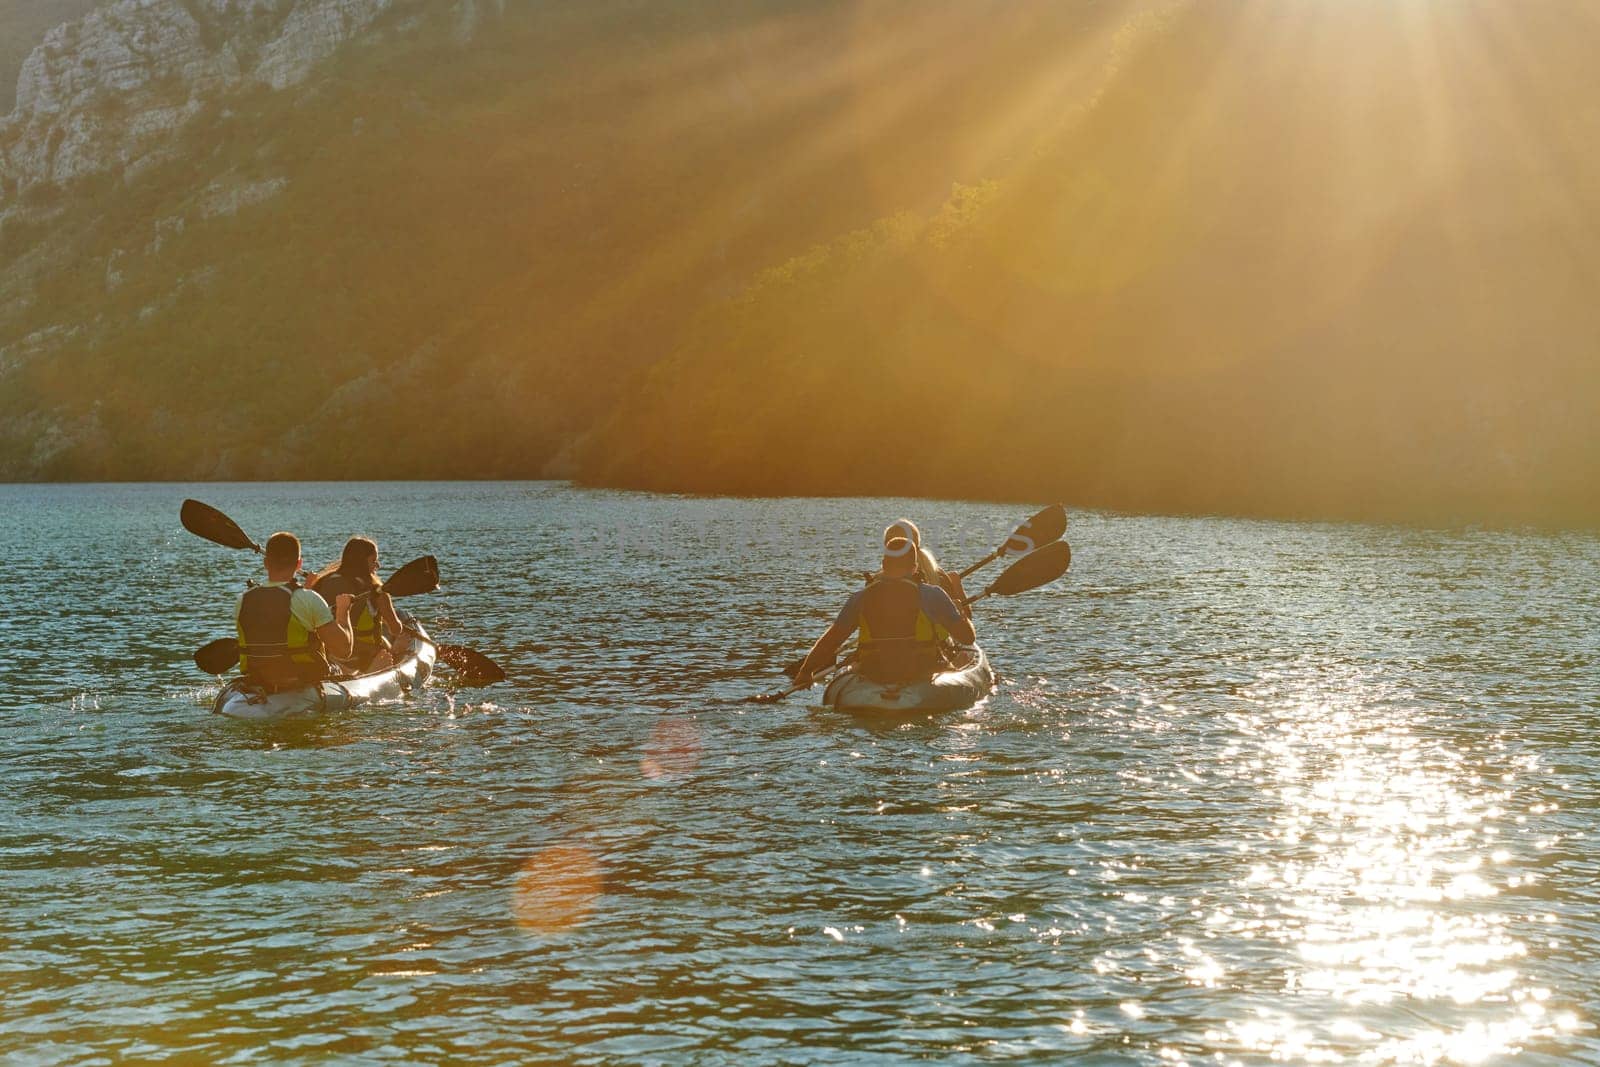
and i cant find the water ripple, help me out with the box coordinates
[1,484,1597,1063]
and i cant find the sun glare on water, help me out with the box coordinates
[1199,668,1584,1063]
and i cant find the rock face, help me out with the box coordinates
[0,0,392,202]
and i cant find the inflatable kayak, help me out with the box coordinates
[211,619,437,721]
[822,645,996,713]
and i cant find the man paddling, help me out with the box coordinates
[794,536,975,690]
[879,518,973,621]
[236,532,355,690]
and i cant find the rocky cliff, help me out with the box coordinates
[0,0,396,205]
[0,0,103,114]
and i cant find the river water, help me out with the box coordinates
[2,482,1597,1064]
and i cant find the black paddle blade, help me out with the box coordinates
[379,555,440,598]
[438,644,505,684]
[1002,504,1067,558]
[180,499,261,553]
[985,540,1072,597]
[194,637,240,675]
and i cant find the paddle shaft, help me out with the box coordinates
[750,654,853,703]
[957,548,1001,580]
[956,504,1066,580]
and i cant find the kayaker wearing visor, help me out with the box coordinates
[236,532,354,690]
[794,536,975,689]
[878,518,973,621]
[308,536,406,673]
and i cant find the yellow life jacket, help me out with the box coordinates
[866,569,953,643]
[236,584,329,690]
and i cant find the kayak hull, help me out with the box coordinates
[212,620,437,721]
[821,645,995,713]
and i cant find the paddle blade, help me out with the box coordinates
[181,499,261,553]
[984,540,1072,597]
[194,637,240,675]
[379,556,440,598]
[1001,503,1066,558]
[744,687,796,704]
[438,644,505,685]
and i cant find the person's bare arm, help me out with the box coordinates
[929,587,975,645]
[374,591,406,642]
[941,570,972,617]
[793,620,852,689]
[944,610,976,647]
[317,593,355,660]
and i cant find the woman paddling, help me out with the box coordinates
[308,537,407,673]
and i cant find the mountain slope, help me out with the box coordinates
[0,0,101,113]
[4,0,1600,527]
[576,0,1600,526]
[0,0,1139,480]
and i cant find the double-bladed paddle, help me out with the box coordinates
[957,503,1066,579]
[194,637,243,675]
[437,645,507,685]
[965,540,1071,605]
[195,635,506,686]
[746,652,856,704]
[181,498,263,553]
[750,541,1072,703]
[371,555,441,599]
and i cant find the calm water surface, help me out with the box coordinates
[2,482,1598,1064]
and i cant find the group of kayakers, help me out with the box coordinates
[229,512,1007,696]
[234,531,403,691]
[792,518,978,689]
[235,516,980,692]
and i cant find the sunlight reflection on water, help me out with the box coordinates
[1206,668,1583,1064]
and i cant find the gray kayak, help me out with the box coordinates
[211,621,437,721]
[821,645,996,713]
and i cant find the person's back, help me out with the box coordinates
[857,571,945,684]
[312,571,379,670]
[792,536,975,690]
[236,531,350,691]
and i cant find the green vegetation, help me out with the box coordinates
[0,0,1119,480]
[578,1,1600,526]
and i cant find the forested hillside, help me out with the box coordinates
[577,0,1600,526]
[4,0,1600,526]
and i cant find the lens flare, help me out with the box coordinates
[641,715,703,780]
[512,844,602,935]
